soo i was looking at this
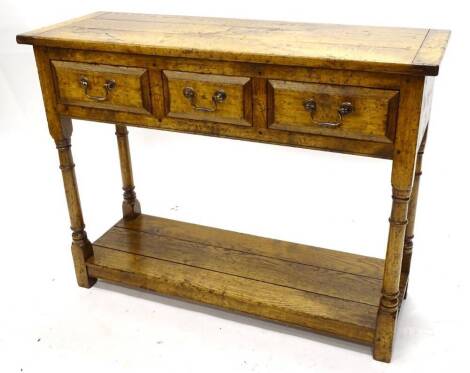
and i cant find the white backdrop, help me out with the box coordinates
[1,1,468,372]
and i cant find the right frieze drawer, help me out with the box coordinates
[267,80,400,143]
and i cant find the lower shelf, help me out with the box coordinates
[87,214,390,345]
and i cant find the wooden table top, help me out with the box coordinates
[17,12,450,75]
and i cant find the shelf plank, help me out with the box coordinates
[95,227,382,306]
[87,214,386,344]
[115,214,385,279]
[88,245,378,344]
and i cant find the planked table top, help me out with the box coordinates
[17,12,450,75]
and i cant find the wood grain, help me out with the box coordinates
[115,124,141,219]
[413,30,451,72]
[95,227,382,306]
[44,47,408,88]
[163,70,252,127]
[88,245,378,344]
[373,76,426,362]
[401,129,427,278]
[267,80,399,142]
[88,213,388,344]
[51,61,152,114]
[41,46,409,158]
[59,103,394,158]
[33,46,96,288]
[116,214,385,279]
[19,13,449,362]
[17,12,450,75]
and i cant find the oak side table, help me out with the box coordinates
[17,12,450,362]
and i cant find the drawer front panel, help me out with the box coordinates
[163,70,252,127]
[52,61,152,114]
[267,80,399,143]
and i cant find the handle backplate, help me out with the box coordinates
[79,76,116,101]
[183,87,227,112]
[303,99,353,128]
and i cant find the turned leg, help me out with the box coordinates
[373,186,411,362]
[55,121,96,288]
[401,130,428,298]
[33,47,95,288]
[115,124,141,220]
[372,76,427,362]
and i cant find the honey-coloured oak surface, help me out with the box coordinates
[163,70,252,126]
[17,12,449,75]
[52,61,152,114]
[267,80,399,142]
[17,11,450,363]
[89,214,389,344]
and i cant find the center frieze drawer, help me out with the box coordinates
[163,70,253,127]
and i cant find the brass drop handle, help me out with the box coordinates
[79,76,116,101]
[303,99,354,128]
[182,87,227,112]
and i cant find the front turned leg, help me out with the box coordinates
[373,187,411,362]
[34,47,95,288]
[372,75,427,362]
[115,125,141,220]
[56,135,96,288]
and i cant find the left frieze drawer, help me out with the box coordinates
[51,61,152,114]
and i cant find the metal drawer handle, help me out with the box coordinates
[182,87,227,112]
[303,99,354,129]
[79,76,116,101]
